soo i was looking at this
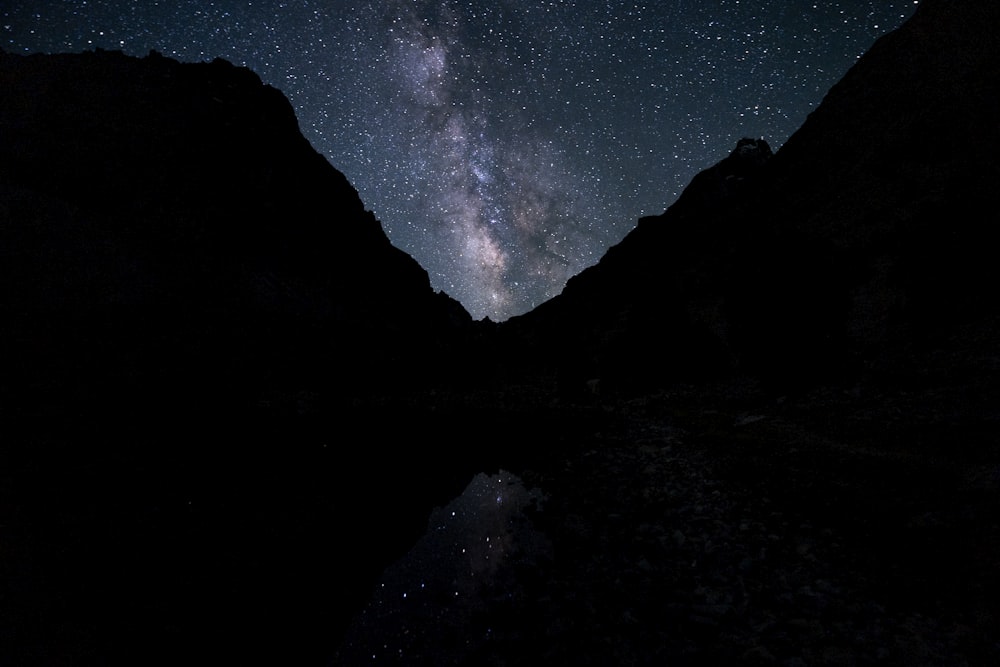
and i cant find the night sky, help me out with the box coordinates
[3,1,919,321]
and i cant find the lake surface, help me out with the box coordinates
[333,470,550,664]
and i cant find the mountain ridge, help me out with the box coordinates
[501,0,1000,393]
[2,0,999,663]
[1,46,484,666]
[1,47,479,416]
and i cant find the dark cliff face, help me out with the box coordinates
[502,0,1000,394]
[765,0,1000,352]
[0,48,473,415]
[0,48,480,667]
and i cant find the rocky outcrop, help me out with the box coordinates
[668,136,773,214]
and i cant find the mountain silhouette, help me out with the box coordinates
[2,0,999,664]
[0,47,475,418]
[503,0,1000,394]
[1,47,482,666]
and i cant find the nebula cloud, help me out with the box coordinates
[375,1,599,320]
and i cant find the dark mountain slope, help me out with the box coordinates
[502,0,1000,394]
[0,48,474,417]
[2,0,999,663]
[0,48,482,666]
[390,4,999,663]
[763,0,1000,347]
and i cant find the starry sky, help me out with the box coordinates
[3,1,919,321]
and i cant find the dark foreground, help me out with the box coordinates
[2,362,999,666]
[335,373,1000,666]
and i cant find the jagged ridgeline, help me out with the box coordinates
[0,47,475,417]
[2,0,999,663]
[1,46,484,667]
[500,0,1000,394]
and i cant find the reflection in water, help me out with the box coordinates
[333,470,550,664]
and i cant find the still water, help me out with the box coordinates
[333,470,550,664]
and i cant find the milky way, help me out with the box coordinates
[3,1,919,320]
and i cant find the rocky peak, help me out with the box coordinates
[733,136,772,164]
[664,136,773,216]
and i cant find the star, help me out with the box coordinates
[1,0,920,320]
